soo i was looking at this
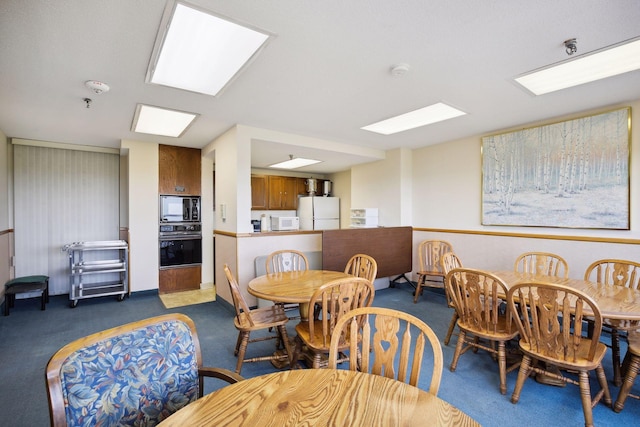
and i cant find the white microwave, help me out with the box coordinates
[271,216,299,231]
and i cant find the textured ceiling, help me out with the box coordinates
[1,1,639,173]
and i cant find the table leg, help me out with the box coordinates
[299,303,310,322]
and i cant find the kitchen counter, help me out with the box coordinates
[215,229,323,237]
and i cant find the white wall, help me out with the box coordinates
[121,139,159,292]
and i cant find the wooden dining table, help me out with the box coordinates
[159,368,480,427]
[248,269,353,321]
[491,270,640,321]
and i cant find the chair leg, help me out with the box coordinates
[449,330,466,372]
[234,332,242,356]
[498,341,507,395]
[277,324,294,368]
[235,331,250,374]
[578,370,595,427]
[611,328,622,387]
[291,336,303,369]
[511,355,533,404]
[444,311,458,346]
[614,353,640,412]
[413,275,426,303]
[312,353,322,369]
[595,364,611,406]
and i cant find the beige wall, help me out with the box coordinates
[409,100,640,280]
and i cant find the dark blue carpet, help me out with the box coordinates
[0,285,637,426]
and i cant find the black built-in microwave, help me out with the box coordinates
[160,195,200,223]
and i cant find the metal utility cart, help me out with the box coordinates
[63,240,129,308]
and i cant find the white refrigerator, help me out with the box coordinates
[297,196,340,230]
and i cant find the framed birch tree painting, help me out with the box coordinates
[482,107,630,229]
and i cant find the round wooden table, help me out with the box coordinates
[248,270,352,320]
[492,270,640,321]
[160,369,480,426]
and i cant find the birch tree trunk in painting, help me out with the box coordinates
[488,137,515,214]
[557,123,568,197]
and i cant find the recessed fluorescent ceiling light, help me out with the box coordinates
[148,2,270,96]
[361,103,466,135]
[132,104,198,137]
[515,37,640,95]
[269,158,322,169]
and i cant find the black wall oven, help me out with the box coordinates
[159,224,202,269]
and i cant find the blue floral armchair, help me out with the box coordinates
[45,313,242,426]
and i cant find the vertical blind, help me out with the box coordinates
[13,144,119,296]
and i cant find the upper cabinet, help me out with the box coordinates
[268,176,298,210]
[159,145,201,195]
[251,175,268,210]
[252,175,328,210]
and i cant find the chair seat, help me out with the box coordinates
[518,338,608,371]
[234,305,289,331]
[296,320,349,352]
[417,271,444,282]
[457,316,519,341]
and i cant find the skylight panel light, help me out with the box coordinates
[515,37,640,95]
[132,104,198,137]
[269,158,322,169]
[361,103,466,135]
[147,2,271,96]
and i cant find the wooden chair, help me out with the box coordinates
[292,277,374,368]
[514,251,569,278]
[613,330,640,412]
[45,313,243,427]
[414,240,453,303]
[265,249,309,274]
[224,264,293,374]
[328,306,443,394]
[445,268,520,395]
[344,253,378,283]
[584,259,640,386]
[265,249,309,318]
[440,252,462,345]
[507,281,611,427]
[314,253,377,319]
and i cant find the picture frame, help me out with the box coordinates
[481,107,630,229]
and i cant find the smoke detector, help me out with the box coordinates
[85,80,110,94]
[390,63,410,76]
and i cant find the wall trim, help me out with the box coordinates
[414,227,640,245]
[11,138,119,154]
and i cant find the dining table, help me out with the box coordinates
[159,368,480,427]
[491,270,640,321]
[248,269,353,321]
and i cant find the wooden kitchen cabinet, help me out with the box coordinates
[159,265,201,294]
[159,144,201,195]
[251,175,268,210]
[268,176,298,209]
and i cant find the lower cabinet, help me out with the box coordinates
[159,266,201,294]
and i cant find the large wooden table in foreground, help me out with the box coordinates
[492,270,640,321]
[160,369,480,426]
